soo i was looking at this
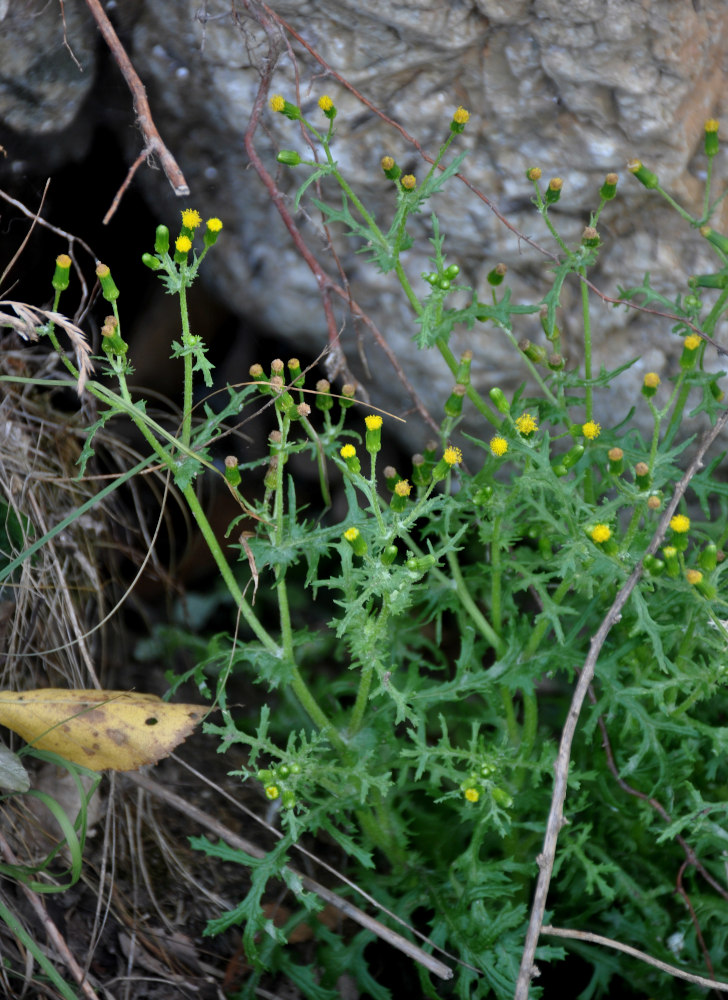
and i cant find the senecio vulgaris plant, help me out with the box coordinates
[20,100,728,999]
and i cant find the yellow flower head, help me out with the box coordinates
[394,479,412,497]
[515,413,538,435]
[381,156,395,171]
[181,208,202,229]
[452,106,470,125]
[443,446,463,466]
[175,235,192,253]
[206,217,223,232]
[670,514,690,533]
[643,372,660,388]
[401,174,417,190]
[270,94,285,112]
[527,167,542,181]
[318,95,334,112]
[686,569,703,585]
[264,784,280,800]
[56,253,72,269]
[464,787,480,803]
[340,444,357,459]
[365,414,383,431]
[582,420,601,440]
[489,436,508,457]
[705,118,719,133]
[683,334,701,351]
[590,524,611,544]
[344,527,360,542]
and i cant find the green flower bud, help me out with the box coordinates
[224,455,241,488]
[381,544,398,566]
[405,554,436,574]
[276,149,303,166]
[705,118,720,158]
[315,378,333,411]
[627,159,659,189]
[96,263,119,302]
[141,252,162,271]
[52,254,72,292]
[411,453,428,487]
[444,383,467,417]
[472,485,493,506]
[700,225,728,256]
[287,357,304,385]
[384,465,401,491]
[487,263,507,286]
[343,526,367,556]
[518,339,548,365]
[444,263,460,280]
[489,387,511,415]
[547,353,565,370]
[455,349,472,386]
[690,271,728,289]
[698,543,718,573]
[599,173,618,200]
[608,447,624,475]
[634,462,651,490]
[154,225,170,255]
[339,444,361,474]
[663,545,680,577]
[544,177,563,205]
[264,456,280,490]
[561,443,585,470]
[340,383,357,409]
[490,786,513,808]
[643,554,665,577]
[381,156,401,181]
[680,334,702,369]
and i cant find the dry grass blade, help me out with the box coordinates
[0,301,94,394]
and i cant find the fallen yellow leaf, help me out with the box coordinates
[0,690,206,771]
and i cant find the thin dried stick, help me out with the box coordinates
[125,770,454,982]
[542,926,728,992]
[514,407,728,1000]
[0,831,102,1000]
[82,0,190,223]
[0,186,95,316]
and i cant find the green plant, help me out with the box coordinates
[3,102,728,999]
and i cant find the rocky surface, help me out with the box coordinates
[4,0,728,443]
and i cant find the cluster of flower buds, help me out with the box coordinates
[256,762,301,809]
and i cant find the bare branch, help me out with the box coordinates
[83,0,190,223]
[542,926,728,992]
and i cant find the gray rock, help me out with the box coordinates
[6,0,728,447]
[0,0,96,169]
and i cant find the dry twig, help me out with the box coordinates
[542,926,728,993]
[82,0,189,223]
[514,407,728,999]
